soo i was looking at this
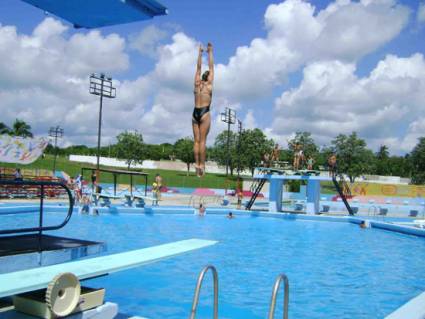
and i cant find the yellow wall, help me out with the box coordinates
[350,182,425,198]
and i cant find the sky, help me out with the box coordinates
[0,0,425,155]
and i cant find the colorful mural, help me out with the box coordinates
[350,182,425,198]
[0,135,48,164]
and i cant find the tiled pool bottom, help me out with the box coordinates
[2,212,425,319]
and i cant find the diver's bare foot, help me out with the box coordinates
[194,165,201,177]
[200,167,205,177]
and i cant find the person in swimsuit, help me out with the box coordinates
[271,143,280,165]
[193,42,214,177]
[328,154,337,177]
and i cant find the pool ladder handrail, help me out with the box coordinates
[0,179,74,235]
[268,273,289,319]
[189,265,218,319]
[368,205,377,216]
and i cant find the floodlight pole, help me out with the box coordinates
[237,119,242,179]
[220,107,236,176]
[97,81,104,174]
[89,73,116,183]
[48,126,64,174]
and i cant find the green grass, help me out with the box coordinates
[320,182,338,195]
[1,155,239,189]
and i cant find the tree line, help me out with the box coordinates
[2,119,425,184]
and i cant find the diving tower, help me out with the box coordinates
[247,168,354,215]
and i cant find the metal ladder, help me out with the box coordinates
[189,265,218,319]
[189,267,289,319]
[332,175,354,215]
[268,273,289,319]
[246,178,266,210]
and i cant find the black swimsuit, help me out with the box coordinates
[192,106,210,124]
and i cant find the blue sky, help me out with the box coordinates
[0,0,425,154]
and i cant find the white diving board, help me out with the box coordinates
[385,291,425,319]
[0,238,217,298]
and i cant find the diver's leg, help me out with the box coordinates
[198,112,211,175]
[192,120,201,175]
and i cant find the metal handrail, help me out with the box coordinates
[0,179,74,235]
[189,265,218,319]
[368,205,377,216]
[268,273,289,319]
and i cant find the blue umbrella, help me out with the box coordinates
[21,0,168,28]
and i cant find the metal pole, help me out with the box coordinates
[96,77,104,182]
[144,176,147,196]
[190,265,219,319]
[39,185,44,238]
[113,174,117,196]
[130,175,133,197]
[49,126,63,175]
[268,273,289,319]
[226,110,231,176]
[220,107,236,177]
[237,120,242,179]
[53,133,58,174]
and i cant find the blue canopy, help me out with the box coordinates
[21,0,168,28]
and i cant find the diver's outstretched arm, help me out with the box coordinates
[194,44,203,86]
[207,42,214,83]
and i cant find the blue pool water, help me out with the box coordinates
[1,211,425,318]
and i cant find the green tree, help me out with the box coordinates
[115,131,145,169]
[288,132,318,158]
[160,143,174,160]
[331,132,374,182]
[211,130,239,175]
[375,145,390,176]
[239,128,274,176]
[145,144,162,161]
[410,137,425,184]
[387,155,412,178]
[11,119,33,137]
[0,122,10,135]
[174,137,195,175]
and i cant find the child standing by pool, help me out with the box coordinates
[155,173,162,201]
[237,189,243,209]
[152,182,159,206]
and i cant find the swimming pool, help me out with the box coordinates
[1,210,425,318]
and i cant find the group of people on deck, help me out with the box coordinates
[260,142,338,175]
[261,143,315,171]
[71,171,164,209]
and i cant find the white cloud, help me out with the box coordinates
[214,0,409,102]
[0,18,129,145]
[243,110,258,130]
[267,54,425,153]
[0,0,415,153]
[129,25,168,58]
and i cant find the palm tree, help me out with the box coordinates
[0,122,10,135]
[11,119,33,137]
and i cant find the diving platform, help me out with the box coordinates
[0,234,103,258]
[253,173,332,214]
[21,0,168,29]
[0,238,217,298]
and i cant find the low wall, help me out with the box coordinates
[69,155,254,175]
